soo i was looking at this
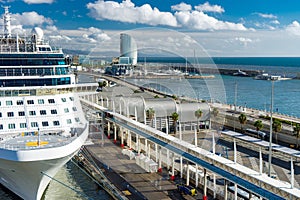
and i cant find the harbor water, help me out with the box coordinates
[128,75,300,117]
[128,58,300,118]
[0,161,111,200]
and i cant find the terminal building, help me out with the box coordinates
[105,33,137,76]
[98,85,211,132]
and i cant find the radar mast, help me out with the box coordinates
[3,6,11,38]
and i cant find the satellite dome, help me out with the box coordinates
[31,27,44,42]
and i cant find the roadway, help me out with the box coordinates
[179,129,300,190]
[211,102,298,146]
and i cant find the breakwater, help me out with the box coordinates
[173,66,261,76]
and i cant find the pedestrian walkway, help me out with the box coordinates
[84,133,177,200]
[248,157,259,172]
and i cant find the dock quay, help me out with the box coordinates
[75,131,211,200]
[73,143,129,200]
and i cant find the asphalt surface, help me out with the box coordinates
[84,132,215,200]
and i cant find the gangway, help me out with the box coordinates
[80,97,300,200]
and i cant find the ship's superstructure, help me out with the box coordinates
[0,7,97,200]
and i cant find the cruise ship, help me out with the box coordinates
[0,7,97,199]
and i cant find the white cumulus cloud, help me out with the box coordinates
[171,2,192,11]
[175,11,246,31]
[235,37,252,42]
[256,13,277,19]
[79,27,111,43]
[45,25,58,32]
[49,35,72,41]
[271,20,280,25]
[234,37,254,47]
[87,0,246,31]
[23,0,54,4]
[286,21,300,36]
[195,2,224,13]
[12,12,53,26]
[87,0,178,27]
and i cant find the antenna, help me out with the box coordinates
[2,6,11,37]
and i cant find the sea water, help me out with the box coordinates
[0,161,111,200]
[192,75,300,117]
[133,57,300,117]
[129,74,300,118]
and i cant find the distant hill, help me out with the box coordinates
[63,49,118,58]
[63,49,90,56]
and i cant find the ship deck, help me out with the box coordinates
[1,135,73,150]
[0,128,84,151]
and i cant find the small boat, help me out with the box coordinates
[233,69,248,77]
[254,73,287,81]
[254,73,273,80]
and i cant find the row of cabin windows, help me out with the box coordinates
[1,97,74,106]
[0,107,77,117]
[0,118,80,130]
[0,77,71,87]
[0,60,66,67]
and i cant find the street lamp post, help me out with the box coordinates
[233,82,237,131]
[268,79,275,177]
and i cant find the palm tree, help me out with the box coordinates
[194,109,203,133]
[254,120,263,138]
[171,112,179,134]
[98,81,107,88]
[293,123,300,148]
[212,107,219,117]
[238,113,247,132]
[272,119,282,144]
[146,108,155,127]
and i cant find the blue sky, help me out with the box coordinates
[3,0,300,56]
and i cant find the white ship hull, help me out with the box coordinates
[0,125,88,200]
[0,6,98,199]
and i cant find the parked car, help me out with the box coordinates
[176,184,197,196]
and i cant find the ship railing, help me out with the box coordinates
[0,125,87,151]
[0,137,74,150]
[0,69,73,77]
[0,36,62,53]
[0,83,98,97]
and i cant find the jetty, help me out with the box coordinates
[75,130,212,200]
[131,74,215,79]
[169,66,261,77]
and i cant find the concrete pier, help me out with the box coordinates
[81,132,183,200]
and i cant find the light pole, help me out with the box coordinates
[37,127,40,147]
[268,78,275,177]
[233,81,237,131]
